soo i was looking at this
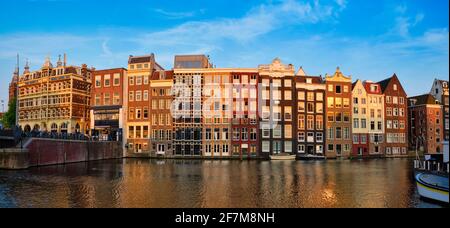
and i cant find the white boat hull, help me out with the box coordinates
[415,174,449,203]
[270,155,296,161]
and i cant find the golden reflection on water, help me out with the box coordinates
[0,159,444,208]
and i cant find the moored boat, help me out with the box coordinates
[413,143,449,204]
[415,172,449,203]
[270,153,296,160]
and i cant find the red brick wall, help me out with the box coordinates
[26,139,122,167]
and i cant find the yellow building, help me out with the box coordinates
[17,55,93,134]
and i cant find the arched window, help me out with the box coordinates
[51,123,58,133]
[61,123,68,133]
[24,125,31,133]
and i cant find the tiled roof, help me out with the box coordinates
[377,74,397,93]
[408,94,440,106]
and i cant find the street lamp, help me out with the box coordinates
[1,100,4,113]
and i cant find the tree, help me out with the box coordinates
[1,98,16,129]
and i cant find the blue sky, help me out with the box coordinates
[0,0,448,107]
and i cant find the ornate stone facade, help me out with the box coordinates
[17,55,93,134]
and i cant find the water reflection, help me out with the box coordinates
[0,159,445,208]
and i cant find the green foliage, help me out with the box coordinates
[1,97,16,129]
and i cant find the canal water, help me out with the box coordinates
[0,158,446,208]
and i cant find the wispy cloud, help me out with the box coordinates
[152,8,206,19]
[135,0,346,49]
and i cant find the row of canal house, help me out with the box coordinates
[14,54,430,159]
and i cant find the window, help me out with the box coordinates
[354,119,359,128]
[104,93,110,105]
[344,127,350,139]
[232,128,240,140]
[343,99,350,108]
[298,145,305,154]
[273,126,282,138]
[316,93,323,101]
[336,112,342,122]
[327,127,334,140]
[298,132,305,142]
[387,120,392,129]
[353,135,359,144]
[104,75,111,87]
[344,86,349,93]
[250,128,257,141]
[95,94,101,106]
[393,84,398,91]
[307,132,314,142]
[113,73,120,86]
[336,127,342,139]
[262,141,270,152]
[129,76,134,86]
[298,102,305,113]
[327,97,334,108]
[136,109,142,119]
[387,108,392,116]
[354,98,358,104]
[285,142,292,153]
[136,76,142,85]
[307,116,314,130]
[316,145,323,154]
[143,108,149,119]
[143,76,149,85]
[299,115,305,130]
[113,92,120,105]
[298,92,305,100]
[336,85,342,94]
[129,91,134,102]
[371,121,375,130]
[263,128,270,138]
[344,112,350,122]
[327,112,334,122]
[95,76,101,88]
[386,96,391,103]
[206,129,212,140]
[307,103,314,113]
[129,108,135,120]
[285,106,292,121]
[393,120,399,129]
[328,144,334,152]
[344,144,350,152]
[285,125,292,139]
[307,92,315,101]
[316,103,323,113]
[335,98,342,108]
[136,91,142,101]
[316,132,323,142]
[328,84,333,92]
[242,128,248,140]
[316,116,323,130]
[284,91,292,100]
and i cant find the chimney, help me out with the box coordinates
[63,53,67,67]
